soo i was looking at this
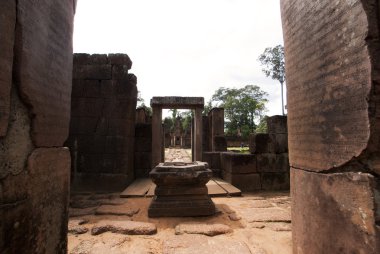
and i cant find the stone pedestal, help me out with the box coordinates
[148,162,216,217]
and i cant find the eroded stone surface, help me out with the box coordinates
[291,168,379,254]
[0,0,15,136]
[163,235,251,254]
[242,208,291,223]
[175,223,232,236]
[95,205,139,216]
[15,0,75,147]
[91,220,157,235]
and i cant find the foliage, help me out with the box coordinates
[255,116,268,133]
[258,45,285,84]
[136,91,152,116]
[210,85,268,138]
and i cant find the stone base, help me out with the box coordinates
[148,162,216,217]
[148,195,216,217]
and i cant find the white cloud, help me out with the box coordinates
[73,0,286,116]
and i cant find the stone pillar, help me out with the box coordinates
[152,106,162,167]
[209,108,224,151]
[194,108,203,161]
[0,1,75,253]
[281,0,380,253]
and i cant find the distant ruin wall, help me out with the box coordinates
[0,1,75,253]
[67,53,137,191]
[281,0,380,253]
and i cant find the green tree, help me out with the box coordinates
[210,85,268,138]
[258,45,286,115]
[136,91,152,116]
[255,116,268,133]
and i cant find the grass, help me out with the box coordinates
[227,147,250,154]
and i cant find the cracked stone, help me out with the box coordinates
[175,223,232,236]
[91,220,157,235]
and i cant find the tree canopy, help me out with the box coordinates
[258,45,285,84]
[210,85,268,138]
[258,45,286,115]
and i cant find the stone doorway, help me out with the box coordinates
[151,96,204,167]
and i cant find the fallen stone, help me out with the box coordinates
[69,207,96,217]
[95,205,139,216]
[163,235,251,254]
[91,220,157,235]
[68,219,89,234]
[175,223,232,236]
[228,213,242,221]
[242,208,291,222]
[68,225,88,235]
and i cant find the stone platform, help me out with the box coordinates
[148,162,216,217]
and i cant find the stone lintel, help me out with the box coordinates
[150,96,204,109]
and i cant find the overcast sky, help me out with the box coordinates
[73,0,286,117]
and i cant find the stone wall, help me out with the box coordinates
[218,116,289,191]
[134,108,152,178]
[67,53,137,191]
[0,1,75,253]
[206,115,289,192]
[281,0,380,253]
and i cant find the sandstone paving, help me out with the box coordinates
[91,220,157,235]
[175,223,232,236]
[68,191,292,254]
[95,204,140,216]
[162,235,252,254]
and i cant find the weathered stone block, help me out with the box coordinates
[221,171,261,191]
[282,0,375,172]
[272,133,288,153]
[108,53,132,68]
[27,148,71,253]
[69,116,106,135]
[249,133,274,154]
[220,152,256,174]
[73,53,108,65]
[202,152,221,169]
[112,76,138,99]
[291,168,379,254]
[257,153,289,173]
[71,98,105,117]
[15,0,75,147]
[0,0,16,137]
[112,65,130,80]
[73,64,112,80]
[77,135,106,154]
[261,173,289,190]
[135,123,152,138]
[105,136,131,154]
[108,118,135,136]
[105,99,137,119]
[213,136,227,151]
[134,137,152,152]
[134,152,152,171]
[267,115,287,134]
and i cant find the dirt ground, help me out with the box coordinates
[68,192,292,254]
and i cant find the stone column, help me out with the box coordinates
[194,108,202,161]
[151,106,162,168]
[281,0,380,253]
[209,108,224,151]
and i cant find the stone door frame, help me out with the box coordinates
[150,96,204,168]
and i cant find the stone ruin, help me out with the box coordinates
[148,161,215,217]
[66,53,137,191]
[1,0,380,253]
